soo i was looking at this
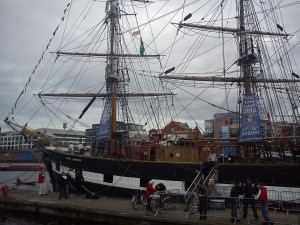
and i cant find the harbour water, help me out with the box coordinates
[0,168,51,192]
[1,216,53,225]
[0,170,47,225]
[0,169,52,225]
[0,168,138,225]
[1,215,110,225]
[0,169,110,225]
[1,216,41,225]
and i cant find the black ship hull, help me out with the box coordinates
[218,163,300,187]
[43,149,300,197]
[43,149,202,196]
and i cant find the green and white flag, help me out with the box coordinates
[140,38,145,56]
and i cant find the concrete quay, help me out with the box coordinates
[0,190,298,225]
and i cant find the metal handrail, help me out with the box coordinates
[184,165,218,204]
[203,167,217,186]
[184,174,204,203]
[184,173,204,203]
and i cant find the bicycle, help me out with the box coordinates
[131,189,147,210]
[150,191,171,216]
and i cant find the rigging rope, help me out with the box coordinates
[6,1,72,120]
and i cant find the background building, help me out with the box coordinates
[85,122,147,147]
[204,120,214,137]
[213,113,239,138]
[86,124,100,147]
[0,131,34,151]
[36,128,86,146]
[149,121,201,141]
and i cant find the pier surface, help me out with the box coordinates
[0,190,298,225]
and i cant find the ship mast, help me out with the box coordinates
[239,0,251,95]
[160,0,292,145]
[107,0,119,155]
[36,0,173,156]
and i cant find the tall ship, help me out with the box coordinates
[4,0,300,195]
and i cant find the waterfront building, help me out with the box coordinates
[273,122,300,137]
[36,128,86,146]
[212,113,240,138]
[85,124,100,147]
[85,122,147,147]
[0,128,86,152]
[204,112,298,138]
[149,121,201,141]
[204,120,214,137]
[0,131,34,151]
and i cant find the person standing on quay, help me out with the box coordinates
[258,182,273,225]
[230,180,242,223]
[58,173,68,200]
[198,185,208,220]
[38,167,46,196]
[75,169,84,196]
[145,181,156,210]
[242,178,259,219]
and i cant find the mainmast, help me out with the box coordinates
[161,0,291,143]
[239,0,252,95]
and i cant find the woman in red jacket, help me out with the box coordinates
[258,182,273,225]
[145,181,156,210]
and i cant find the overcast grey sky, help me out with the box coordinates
[0,0,299,132]
[0,0,68,131]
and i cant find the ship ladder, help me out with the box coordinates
[184,165,218,216]
[203,165,218,195]
[184,169,204,213]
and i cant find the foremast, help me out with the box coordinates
[37,0,173,156]
[105,0,119,155]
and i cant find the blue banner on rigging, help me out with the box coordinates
[221,125,237,156]
[98,99,111,141]
[240,94,263,142]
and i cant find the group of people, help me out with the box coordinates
[56,169,84,200]
[37,168,273,224]
[230,178,273,224]
[113,149,126,159]
[38,167,84,200]
[195,178,273,224]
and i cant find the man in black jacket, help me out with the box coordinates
[242,178,258,219]
[75,169,84,196]
[198,185,208,220]
[230,180,242,223]
[58,173,68,200]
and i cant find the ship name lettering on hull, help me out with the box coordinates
[65,157,82,162]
